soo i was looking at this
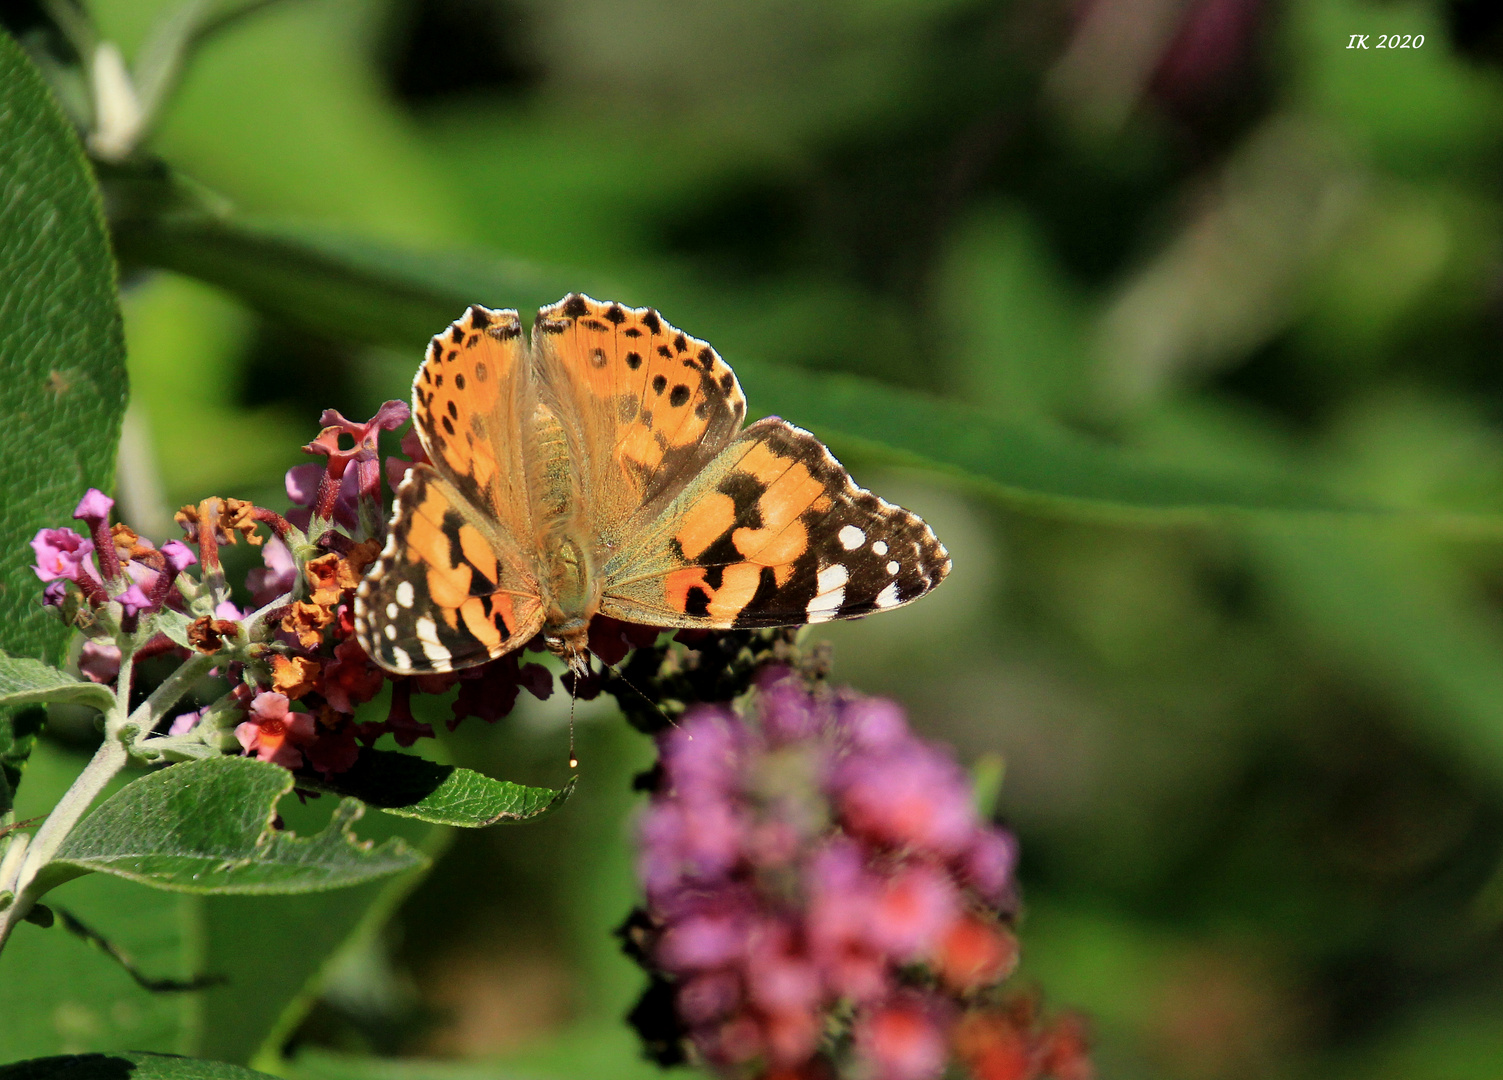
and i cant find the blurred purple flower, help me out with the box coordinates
[634,670,1021,1077]
[115,583,155,619]
[246,536,296,607]
[168,709,203,735]
[79,641,121,684]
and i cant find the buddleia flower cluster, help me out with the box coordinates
[29,402,554,775]
[627,669,1092,1080]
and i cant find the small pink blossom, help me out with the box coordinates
[246,536,296,606]
[71,488,113,528]
[78,641,121,684]
[236,691,317,769]
[161,539,197,574]
[30,528,94,582]
[168,709,203,735]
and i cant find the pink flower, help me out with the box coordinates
[319,639,385,714]
[71,488,113,528]
[867,864,960,962]
[246,536,296,606]
[301,401,409,530]
[235,691,317,769]
[657,910,749,973]
[161,539,197,574]
[115,582,156,619]
[833,741,978,859]
[168,709,203,735]
[854,997,949,1080]
[31,528,94,582]
[79,641,121,684]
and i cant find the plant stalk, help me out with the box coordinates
[0,735,127,954]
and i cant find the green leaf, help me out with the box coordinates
[0,34,128,663]
[0,744,197,1060]
[0,1052,282,1080]
[303,748,573,827]
[112,213,568,353]
[0,29,128,809]
[0,654,116,714]
[48,757,427,894]
[111,210,1462,525]
[196,811,444,1066]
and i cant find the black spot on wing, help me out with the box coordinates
[642,310,662,335]
[606,303,627,324]
[562,294,589,318]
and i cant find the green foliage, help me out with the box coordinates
[0,1052,280,1080]
[0,34,126,662]
[48,757,426,895]
[0,31,127,805]
[0,656,115,715]
[110,209,1406,523]
[307,748,573,827]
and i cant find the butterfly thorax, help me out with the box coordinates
[542,533,596,672]
[529,400,599,671]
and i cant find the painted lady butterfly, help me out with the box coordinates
[353,295,951,677]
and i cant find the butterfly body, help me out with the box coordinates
[354,295,950,676]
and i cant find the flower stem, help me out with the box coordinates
[119,650,219,742]
[0,736,128,954]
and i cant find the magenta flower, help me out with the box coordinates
[115,582,156,619]
[71,488,113,528]
[246,536,296,606]
[161,539,197,574]
[78,641,121,684]
[633,670,1021,1077]
[301,401,409,530]
[235,691,317,769]
[30,528,94,582]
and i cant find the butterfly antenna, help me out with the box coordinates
[566,652,587,770]
[591,651,680,733]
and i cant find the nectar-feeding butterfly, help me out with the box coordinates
[353,295,950,677]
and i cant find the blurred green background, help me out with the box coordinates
[14,0,1503,1077]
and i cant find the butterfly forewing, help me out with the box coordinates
[355,464,545,673]
[412,304,539,548]
[357,305,546,673]
[598,418,951,629]
[531,294,747,543]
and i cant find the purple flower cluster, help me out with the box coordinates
[28,402,575,779]
[637,669,1023,1080]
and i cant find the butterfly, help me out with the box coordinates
[353,295,950,679]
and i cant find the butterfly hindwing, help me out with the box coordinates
[598,417,951,629]
[531,293,747,541]
[355,463,544,673]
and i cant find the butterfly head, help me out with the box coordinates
[545,620,593,677]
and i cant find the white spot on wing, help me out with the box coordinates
[384,623,398,640]
[808,563,848,623]
[837,525,865,550]
[386,602,399,619]
[876,582,901,608]
[872,540,888,556]
[887,561,900,575]
[390,646,412,670]
[396,581,415,608]
[415,615,452,670]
